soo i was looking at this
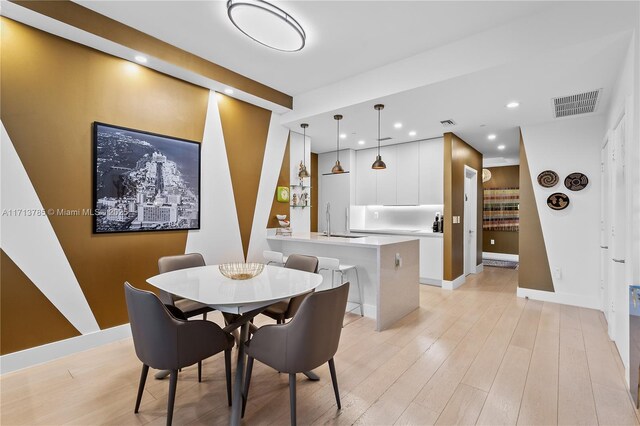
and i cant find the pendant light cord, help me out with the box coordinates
[377,107,381,156]
[336,119,340,162]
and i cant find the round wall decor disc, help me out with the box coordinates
[547,192,570,210]
[564,172,588,191]
[537,170,559,188]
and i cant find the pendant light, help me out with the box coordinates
[298,123,310,179]
[372,104,386,169]
[331,114,345,173]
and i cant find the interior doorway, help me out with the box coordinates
[464,166,478,276]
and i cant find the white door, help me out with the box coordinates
[610,116,627,345]
[321,172,350,234]
[464,166,478,276]
[600,140,613,330]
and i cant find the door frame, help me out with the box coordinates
[463,166,478,276]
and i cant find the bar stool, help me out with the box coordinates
[263,250,288,266]
[317,256,364,316]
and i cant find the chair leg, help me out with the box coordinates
[203,312,207,321]
[198,361,202,383]
[354,267,364,316]
[225,349,232,407]
[134,364,149,413]
[167,370,178,426]
[289,373,297,426]
[242,356,254,418]
[328,358,341,410]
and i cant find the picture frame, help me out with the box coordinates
[92,122,201,233]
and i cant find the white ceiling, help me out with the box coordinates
[287,29,632,160]
[76,1,551,95]
[70,1,637,163]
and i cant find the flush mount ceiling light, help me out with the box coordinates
[393,122,403,129]
[358,140,365,145]
[498,145,506,150]
[506,101,520,108]
[224,88,234,95]
[134,55,148,63]
[409,131,417,137]
[227,0,306,52]
[487,134,497,140]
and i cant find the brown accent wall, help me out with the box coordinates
[268,136,291,228]
[310,153,319,232]
[519,133,554,292]
[482,165,520,255]
[443,133,483,281]
[11,0,292,109]
[1,251,81,355]
[217,95,272,259]
[1,18,209,332]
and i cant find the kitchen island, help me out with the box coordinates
[267,232,419,331]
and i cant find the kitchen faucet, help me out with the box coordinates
[326,202,331,237]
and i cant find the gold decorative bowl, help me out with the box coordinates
[219,262,264,280]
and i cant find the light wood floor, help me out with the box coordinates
[2,267,639,425]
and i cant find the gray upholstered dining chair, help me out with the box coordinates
[124,283,234,426]
[261,254,319,324]
[157,253,214,320]
[242,283,350,425]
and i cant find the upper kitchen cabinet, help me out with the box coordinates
[375,145,398,205]
[419,138,444,205]
[356,147,378,205]
[396,142,420,205]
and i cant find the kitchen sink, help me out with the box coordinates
[319,233,364,239]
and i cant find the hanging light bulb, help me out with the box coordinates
[372,104,386,169]
[298,123,310,179]
[331,114,345,173]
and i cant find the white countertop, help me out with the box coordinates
[267,232,418,247]
[350,228,444,238]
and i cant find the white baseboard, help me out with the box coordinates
[442,275,466,290]
[483,252,519,262]
[516,287,601,310]
[475,264,484,273]
[420,277,442,287]
[0,324,131,375]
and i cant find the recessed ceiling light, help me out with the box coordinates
[227,0,306,52]
[506,101,520,108]
[134,55,148,63]
[224,88,234,95]
[340,133,347,139]
[394,123,403,129]
[487,134,497,140]
[409,131,416,137]
[498,145,506,150]
[358,140,365,145]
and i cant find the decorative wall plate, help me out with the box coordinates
[276,186,289,202]
[564,172,589,191]
[537,170,559,188]
[547,192,570,210]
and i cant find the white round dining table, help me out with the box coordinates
[147,264,323,426]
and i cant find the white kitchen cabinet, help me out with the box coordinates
[419,236,443,284]
[419,138,444,205]
[396,142,420,205]
[355,147,378,205]
[375,145,397,205]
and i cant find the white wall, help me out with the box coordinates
[520,115,605,309]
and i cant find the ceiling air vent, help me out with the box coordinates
[552,89,601,118]
[440,119,456,127]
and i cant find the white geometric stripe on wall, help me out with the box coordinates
[0,121,100,334]
[246,113,289,263]
[185,91,244,264]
